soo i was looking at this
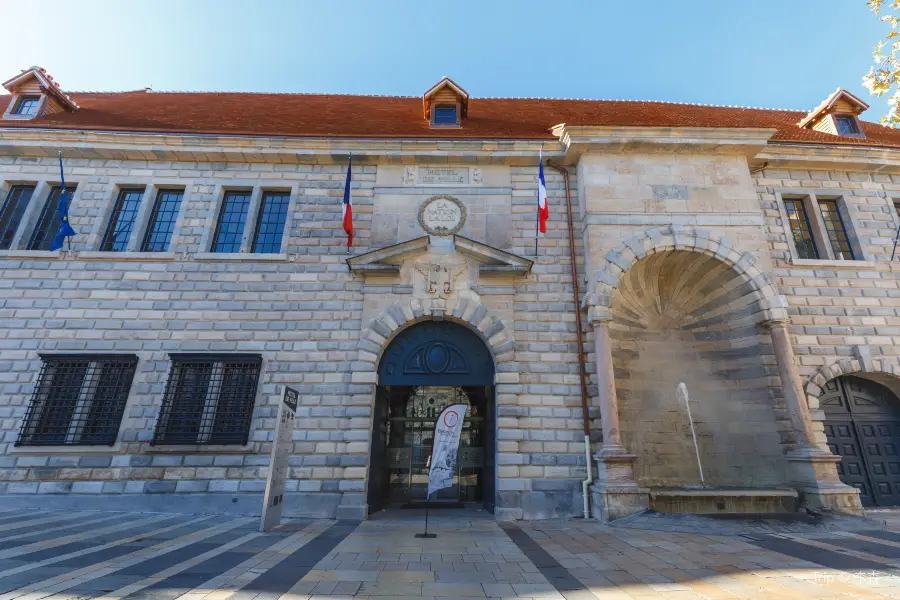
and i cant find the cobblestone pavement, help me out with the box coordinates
[2,507,900,599]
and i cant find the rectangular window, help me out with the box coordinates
[251,191,289,253]
[433,105,458,125]
[100,188,144,251]
[784,198,819,260]
[13,96,40,116]
[16,355,137,446]
[818,199,855,260]
[0,185,35,249]
[28,185,77,251]
[141,189,183,252]
[152,355,261,445]
[836,116,860,135]
[211,191,252,253]
[894,200,900,218]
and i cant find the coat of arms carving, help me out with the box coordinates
[418,195,466,236]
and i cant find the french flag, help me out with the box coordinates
[342,155,353,248]
[537,149,549,234]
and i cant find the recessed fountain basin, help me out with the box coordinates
[649,487,799,514]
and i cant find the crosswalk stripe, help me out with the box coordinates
[0,510,98,534]
[0,512,177,560]
[0,517,254,600]
[775,534,900,569]
[176,521,332,600]
[93,530,264,600]
[0,514,201,582]
[834,530,900,550]
[0,512,124,546]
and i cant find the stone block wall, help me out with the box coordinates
[755,166,900,438]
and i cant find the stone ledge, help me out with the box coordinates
[194,252,288,262]
[139,444,256,455]
[789,258,878,269]
[77,251,178,262]
[650,488,798,498]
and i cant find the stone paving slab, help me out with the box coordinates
[1,508,900,599]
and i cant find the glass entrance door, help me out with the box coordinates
[380,385,489,506]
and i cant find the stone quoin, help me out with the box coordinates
[1,70,899,519]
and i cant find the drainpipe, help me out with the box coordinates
[547,161,592,519]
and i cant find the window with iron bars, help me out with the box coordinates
[152,355,262,445]
[16,355,138,446]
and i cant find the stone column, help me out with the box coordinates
[764,319,862,514]
[589,317,648,521]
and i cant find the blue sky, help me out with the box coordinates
[1,0,893,118]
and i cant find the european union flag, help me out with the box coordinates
[50,151,76,251]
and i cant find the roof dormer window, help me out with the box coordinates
[2,66,79,121]
[798,88,868,139]
[423,77,468,129]
[835,115,859,135]
[433,105,458,126]
[12,96,40,116]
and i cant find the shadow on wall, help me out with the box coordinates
[610,250,790,488]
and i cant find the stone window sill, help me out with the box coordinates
[194,253,287,262]
[790,258,878,269]
[0,249,63,259]
[7,444,122,455]
[78,251,178,261]
[139,444,255,454]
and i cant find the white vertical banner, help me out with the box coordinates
[260,386,298,532]
[427,403,468,498]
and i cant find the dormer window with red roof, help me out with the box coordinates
[2,66,79,121]
[798,88,868,139]
[423,77,468,128]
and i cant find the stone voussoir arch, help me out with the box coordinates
[355,297,514,381]
[588,224,789,324]
[804,356,900,412]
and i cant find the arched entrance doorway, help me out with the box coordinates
[367,320,495,514]
[822,375,900,507]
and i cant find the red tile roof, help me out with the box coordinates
[3,91,900,149]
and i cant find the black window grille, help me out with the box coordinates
[141,189,183,252]
[0,185,35,250]
[251,191,289,253]
[101,188,144,251]
[433,105,458,125]
[13,96,40,116]
[152,355,261,445]
[818,199,855,260]
[211,192,252,253]
[28,185,77,251]
[836,116,860,135]
[784,198,819,260]
[16,355,137,446]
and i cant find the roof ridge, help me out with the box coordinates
[56,89,805,112]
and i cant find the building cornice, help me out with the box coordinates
[756,142,900,174]
[0,128,560,164]
[552,125,778,160]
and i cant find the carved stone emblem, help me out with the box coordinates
[418,195,466,236]
[414,259,468,298]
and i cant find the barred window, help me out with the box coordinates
[0,185,35,250]
[17,355,137,446]
[784,198,819,260]
[818,199,855,260]
[141,189,183,252]
[152,355,262,445]
[251,191,289,253]
[211,191,252,253]
[101,188,144,251]
[28,185,77,251]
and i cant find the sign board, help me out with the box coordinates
[427,403,468,498]
[260,386,298,532]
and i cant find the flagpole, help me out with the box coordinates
[892,222,900,261]
[535,152,541,257]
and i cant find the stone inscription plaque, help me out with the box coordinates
[417,167,469,185]
[651,184,690,201]
[418,195,466,236]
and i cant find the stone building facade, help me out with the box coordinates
[0,69,898,520]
